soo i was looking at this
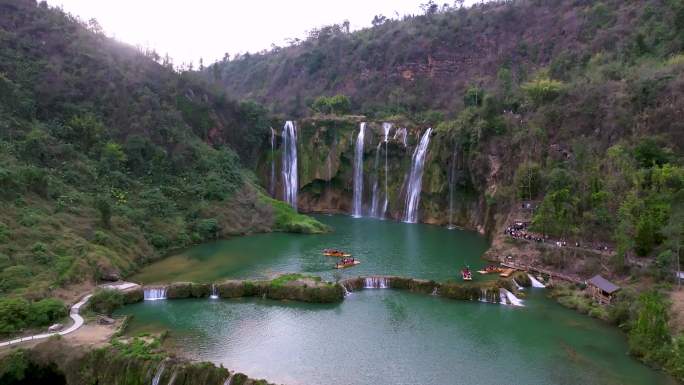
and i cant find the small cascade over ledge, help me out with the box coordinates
[144,287,167,301]
[210,284,219,299]
[281,120,298,210]
[500,288,524,307]
[364,276,389,289]
[403,128,433,223]
[528,274,546,288]
[151,361,165,385]
[381,122,392,219]
[352,122,366,217]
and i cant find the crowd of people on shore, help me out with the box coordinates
[504,222,612,254]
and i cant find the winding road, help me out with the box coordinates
[0,293,92,348]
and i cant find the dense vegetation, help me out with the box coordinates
[0,0,325,309]
[217,0,683,272]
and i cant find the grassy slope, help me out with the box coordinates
[0,1,325,304]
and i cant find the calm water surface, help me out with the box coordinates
[121,215,675,385]
[133,215,490,283]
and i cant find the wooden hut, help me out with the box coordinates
[587,275,620,305]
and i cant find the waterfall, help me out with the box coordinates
[364,276,389,289]
[528,274,546,288]
[144,287,167,301]
[403,128,433,223]
[281,121,298,210]
[210,284,219,299]
[513,279,524,291]
[431,287,439,296]
[369,142,382,217]
[352,122,366,217]
[381,122,392,219]
[501,288,524,307]
[167,371,177,385]
[499,290,507,304]
[151,362,165,385]
[447,147,458,229]
[341,283,351,296]
[269,127,276,196]
[393,127,408,147]
[223,373,234,385]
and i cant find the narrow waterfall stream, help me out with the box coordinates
[281,121,298,210]
[352,122,366,217]
[364,277,389,289]
[529,274,546,288]
[151,362,165,385]
[144,287,167,301]
[403,128,433,223]
[381,122,392,219]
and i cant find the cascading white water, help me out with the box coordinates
[403,128,433,223]
[501,288,524,307]
[381,122,392,219]
[210,284,219,299]
[447,147,458,229]
[364,277,389,289]
[223,373,234,385]
[151,362,165,385]
[528,274,546,288]
[431,287,439,296]
[513,279,524,291]
[269,127,276,197]
[281,121,298,210]
[341,283,351,296]
[369,142,382,217]
[499,290,508,304]
[144,287,167,301]
[352,122,366,217]
[393,127,408,147]
[167,371,177,385]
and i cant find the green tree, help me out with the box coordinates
[629,291,670,363]
[95,197,112,229]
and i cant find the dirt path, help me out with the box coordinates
[670,289,684,334]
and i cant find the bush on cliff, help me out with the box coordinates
[87,289,125,316]
[0,297,67,335]
[264,197,330,234]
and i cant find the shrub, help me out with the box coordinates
[0,297,66,335]
[87,289,124,315]
[521,78,565,105]
[311,94,351,115]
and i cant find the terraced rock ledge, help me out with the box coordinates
[133,272,533,305]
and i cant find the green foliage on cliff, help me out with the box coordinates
[264,197,330,234]
[0,297,66,335]
[0,1,323,303]
[87,289,125,316]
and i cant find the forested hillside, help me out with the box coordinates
[218,0,684,271]
[0,0,325,317]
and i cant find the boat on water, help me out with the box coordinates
[477,265,503,275]
[334,258,361,269]
[323,249,352,258]
[499,268,515,278]
[461,267,473,281]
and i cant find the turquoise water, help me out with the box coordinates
[132,215,490,283]
[120,215,675,385]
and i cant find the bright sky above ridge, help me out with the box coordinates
[47,0,480,66]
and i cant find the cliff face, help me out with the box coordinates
[260,117,500,234]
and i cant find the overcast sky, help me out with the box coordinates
[48,0,480,66]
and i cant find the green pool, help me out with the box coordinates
[119,215,675,385]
